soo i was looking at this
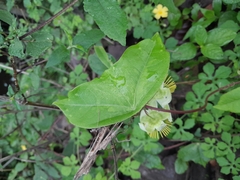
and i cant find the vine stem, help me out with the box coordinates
[145,81,240,114]
[19,0,79,40]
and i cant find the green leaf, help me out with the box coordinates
[201,44,223,59]
[178,143,209,167]
[172,43,197,61]
[160,0,181,26]
[26,31,53,57]
[34,165,48,180]
[94,46,113,68]
[223,0,240,3]
[130,160,140,169]
[45,45,70,68]
[206,28,236,46]
[138,153,164,169]
[194,25,208,45]
[165,37,178,50]
[214,87,240,113]
[219,20,240,33]
[175,158,188,174]
[88,53,115,75]
[54,34,169,128]
[88,54,108,75]
[73,29,104,50]
[213,0,222,15]
[218,11,238,26]
[0,9,14,25]
[83,0,128,45]
[9,38,25,58]
[7,0,15,11]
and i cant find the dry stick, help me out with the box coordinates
[111,140,119,180]
[19,0,79,40]
[145,81,240,114]
[74,123,122,180]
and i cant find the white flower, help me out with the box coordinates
[139,76,176,139]
[139,106,172,139]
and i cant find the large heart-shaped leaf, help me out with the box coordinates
[54,34,169,128]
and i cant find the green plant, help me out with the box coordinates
[1,0,240,179]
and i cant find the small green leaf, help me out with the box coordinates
[88,53,115,75]
[219,20,240,33]
[73,29,104,50]
[34,165,48,180]
[194,25,208,45]
[206,28,236,46]
[178,143,209,167]
[223,0,240,4]
[26,31,53,57]
[213,0,222,15]
[165,37,178,50]
[0,9,14,25]
[9,38,25,58]
[160,0,181,26]
[172,42,197,61]
[175,158,188,174]
[218,11,238,26]
[54,34,169,128]
[201,44,223,59]
[83,0,127,45]
[61,166,71,176]
[130,160,140,169]
[214,87,240,113]
[46,45,70,68]
[94,46,113,68]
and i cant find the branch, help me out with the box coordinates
[145,81,240,114]
[19,0,79,40]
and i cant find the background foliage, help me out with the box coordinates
[1,0,240,180]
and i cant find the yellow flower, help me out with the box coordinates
[21,145,27,151]
[153,4,168,20]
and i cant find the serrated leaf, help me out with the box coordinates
[206,28,236,46]
[201,44,223,59]
[83,0,127,45]
[172,42,197,61]
[73,29,104,50]
[0,9,14,25]
[9,38,25,58]
[214,87,240,113]
[54,34,169,128]
[26,31,53,57]
[45,45,70,68]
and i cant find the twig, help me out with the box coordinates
[74,123,122,180]
[111,141,118,180]
[0,95,59,110]
[0,63,64,88]
[19,0,79,40]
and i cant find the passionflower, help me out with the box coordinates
[139,105,172,139]
[139,76,176,139]
[153,4,168,20]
